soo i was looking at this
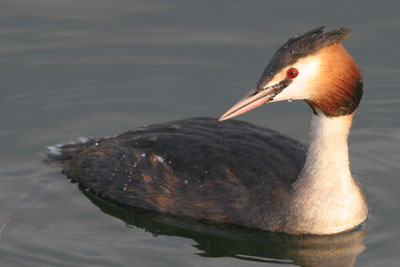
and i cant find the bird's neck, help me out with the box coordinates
[286,112,368,234]
[299,112,353,187]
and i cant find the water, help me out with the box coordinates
[1,0,399,266]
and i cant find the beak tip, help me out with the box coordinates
[218,115,227,122]
[218,83,281,122]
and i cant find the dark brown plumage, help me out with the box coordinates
[51,118,305,230]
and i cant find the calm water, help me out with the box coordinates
[1,0,399,266]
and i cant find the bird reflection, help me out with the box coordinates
[84,190,366,267]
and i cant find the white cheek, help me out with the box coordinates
[271,58,320,102]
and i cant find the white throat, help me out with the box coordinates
[287,112,368,234]
[298,112,353,185]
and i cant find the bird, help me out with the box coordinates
[48,26,368,235]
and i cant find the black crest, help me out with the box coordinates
[256,26,350,89]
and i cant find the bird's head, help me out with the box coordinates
[219,26,363,121]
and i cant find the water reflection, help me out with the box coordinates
[85,191,366,267]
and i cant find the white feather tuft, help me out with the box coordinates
[47,145,62,156]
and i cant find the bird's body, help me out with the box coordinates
[49,27,368,235]
[54,118,305,232]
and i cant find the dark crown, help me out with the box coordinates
[256,26,350,89]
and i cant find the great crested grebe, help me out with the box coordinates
[48,27,368,235]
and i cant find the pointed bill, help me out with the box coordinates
[219,78,292,121]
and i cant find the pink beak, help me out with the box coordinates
[219,78,290,121]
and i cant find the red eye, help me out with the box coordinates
[286,68,299,79]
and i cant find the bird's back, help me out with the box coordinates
[50,117,306,230]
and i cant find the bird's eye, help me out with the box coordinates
[286,68,299,79]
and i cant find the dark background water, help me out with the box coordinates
[1,0,399,266]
